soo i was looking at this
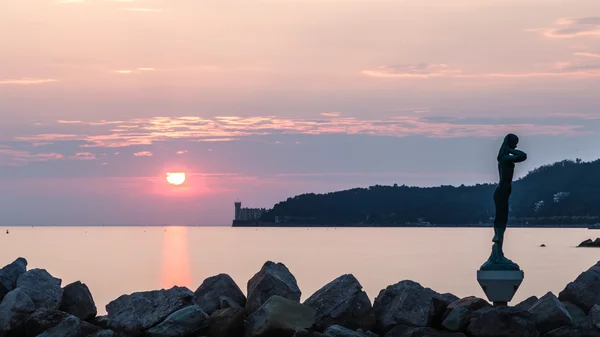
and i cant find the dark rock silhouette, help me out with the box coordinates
[59,281,97,320]
[558,261,600,313]
[304,274,375,332]
[193,273,245,316]
[245,261,301,315]
[17,269,62,311]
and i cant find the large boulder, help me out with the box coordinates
[373,280,458,333]
[466,307,537,337]
[220,296,244,310]
[589,304,600,329]
[194,274,246,315]
[37,315,103,337]
[384,325,466,337]
[16,268,63,311]
[544,327,582,337]
[59,281,97,320]
[146,305,209,337]
[246,261,301,315]
[105,286,194,335]
[208,307,245,337]
[0,288,36,335]
[245,295,316,337]
[562,301,589,328]
[304,274,375,332]
[559,261,600,313]
[515,296,538,311]
[22,308,70,337]
[528,292,572,334]
[441,296,491,331]
[0,258,27,301]
[323,325,369,337]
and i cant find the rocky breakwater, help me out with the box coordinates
[2,259,600,337]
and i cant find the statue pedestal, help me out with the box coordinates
[477,270,524,306]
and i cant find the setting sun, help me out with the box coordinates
[166,172,186,186]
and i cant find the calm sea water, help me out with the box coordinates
[1,226,599,314]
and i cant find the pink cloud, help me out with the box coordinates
[362,64,462,78]
[0,148,63,166]
[0,78,57,85]
[133,151,153,157]
[529,17,600,39]
[71,152,96,160]
[321,112,342,117]
[574,52,600,58]
[176,150,188,154]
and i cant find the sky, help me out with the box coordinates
[1,0,599,225]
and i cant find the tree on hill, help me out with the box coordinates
[260,158,600,225]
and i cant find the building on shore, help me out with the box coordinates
[234,202,267,221]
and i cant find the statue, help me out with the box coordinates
[481,133,527,271]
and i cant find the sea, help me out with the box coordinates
[1,226,599,314]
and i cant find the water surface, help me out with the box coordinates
[1,226,598,314]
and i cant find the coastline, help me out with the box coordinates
[1,257,599,337]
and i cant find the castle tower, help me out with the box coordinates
[234,201,241,220]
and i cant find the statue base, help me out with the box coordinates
[477,270,524,306]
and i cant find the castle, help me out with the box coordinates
[234,202,267,221]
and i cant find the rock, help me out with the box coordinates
[357,329,380,337]
[0,258,27,301]
[466,307,537,337]
[146,305,210,337]
[515,296,538,311]
[245,295,315,337]
[562,301,589,328]
[442,296,491,329]
[208,307,245,337]
[373,280,457,332]
[0,270,12,302]
[559,261,600,313]
[0,288,36,335]
[589,304,600,329]
[194,274,246,316]
[544,327,582,337]
[528,292,572,334]
[441,306,470,332]
[304,274,375,332]
[540,244,546,247]
[59,281,97,320]
[16,268,63,310]
[22,308,70,337]
[105,286,194,335]
[246,261,301,315]
[384,325,466,337]
[220,295,243,310]
[37,315,103,337]
[323,325,367,337]
[91,330,124,337]
[90,315,110,330]
[578,239,600,248]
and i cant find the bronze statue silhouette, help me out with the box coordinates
[481,133,527,270]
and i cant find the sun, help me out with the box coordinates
[166,172,186,186]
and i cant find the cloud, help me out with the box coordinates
[115,70,133,74]
[0,147,63,167]
[530,17,600,39]
[176,150,188,155]
[133,151,153,157]
[71,152,96,160]
[121,8,163,12]
[11,114,591,152]
[137,68,155,71]
[59,0,85,3]
[0,78,58,85]
[321,112,342,117]
[574,52,600,58]
[362,61,600,79]
[362,63,462,78]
